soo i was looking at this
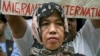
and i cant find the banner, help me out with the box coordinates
[0,0,100,19]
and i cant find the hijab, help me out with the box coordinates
[31,2,74,56]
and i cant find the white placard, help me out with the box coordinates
[1,0,100,19]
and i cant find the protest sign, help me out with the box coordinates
[0,0,100,19]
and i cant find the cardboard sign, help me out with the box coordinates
[1,0,100,19]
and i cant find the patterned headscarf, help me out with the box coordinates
[32,2,68,46]
[31,2,74,56]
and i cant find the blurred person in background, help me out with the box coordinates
[0,14,21,56]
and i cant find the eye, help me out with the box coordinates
[41,22,49,26]
[56,21,63,26]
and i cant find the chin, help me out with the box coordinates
[47,48,58,51]
[46,45,60,51]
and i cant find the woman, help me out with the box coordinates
[30,2,85,56]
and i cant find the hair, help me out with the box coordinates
[0,14,7,23]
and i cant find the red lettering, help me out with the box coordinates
[31,4,41,15]
[80,7,87,16]
[97,9,100,16]
[91,8,96,17]
[70,6,74,15]
[85,8,90,17]
[12,2,14,13]
[74,6,80,15]
[21,3,27,15]
[25,3,31,15]
[15,2,20,14]
[2,1,11,12]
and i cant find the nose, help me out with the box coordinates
[49,24,57,35]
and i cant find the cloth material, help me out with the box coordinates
[0,40,21,56]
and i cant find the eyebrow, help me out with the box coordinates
[41,17,63,22]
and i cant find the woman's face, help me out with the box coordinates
[40,10,65,50]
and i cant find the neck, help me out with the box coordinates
[0,35,6,42]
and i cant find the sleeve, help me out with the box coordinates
[13,24,34,56]
[80,19,100,54]
[11,42,21,56]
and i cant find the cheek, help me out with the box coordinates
[58,28,65,43]
[61,33,64,42]
[41,29,48,44]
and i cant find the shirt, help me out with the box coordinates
[0,42,21,56]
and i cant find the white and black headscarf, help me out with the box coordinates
[30,2,85,56]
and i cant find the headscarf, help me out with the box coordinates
[31,2,74,56]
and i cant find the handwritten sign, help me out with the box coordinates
[1,0,100,19]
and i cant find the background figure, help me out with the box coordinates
[67,18,100,56]
[0,14,21,56]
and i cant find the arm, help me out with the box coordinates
[79,19,100,55]
[91,19,100,28]
[5,15,27,39]
[5,15,33,56]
